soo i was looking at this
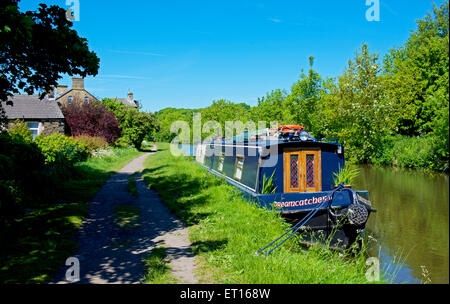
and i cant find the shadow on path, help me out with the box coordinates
[52,151,197,284]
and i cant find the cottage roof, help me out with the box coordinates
[112,97,138,108]
[1,95,64,119]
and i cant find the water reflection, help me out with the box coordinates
[353,165,449,284]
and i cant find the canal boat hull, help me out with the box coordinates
[195,131,375,250]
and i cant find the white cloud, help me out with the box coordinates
[268,18,282,23]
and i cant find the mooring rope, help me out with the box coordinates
[255,184,346,256]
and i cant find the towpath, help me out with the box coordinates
[52,147,197,284]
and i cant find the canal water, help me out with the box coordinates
[353,165,449,284]
[178,145,449,283]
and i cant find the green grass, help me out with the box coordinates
[142,143,380,284]
[114,205,141,230]
[143,247,178,284]
[0,147,143,284]
[127,173,139,197]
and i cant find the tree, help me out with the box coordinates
[101,99,158,149]
[153,107,197,142]
[201,99,251,139]
[382,1,449,136]
[0,0,99,103]
[250,89,287,124]
[326,43,387,163]
[283,56,325,136]
[62,99,121,144]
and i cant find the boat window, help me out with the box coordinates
[290,154,299,188]
[218,153,225,172]
[234,156,244,180]
[306,154,315,188]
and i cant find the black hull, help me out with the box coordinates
[282,209,365,250]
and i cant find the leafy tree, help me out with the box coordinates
[101,98,158,149]
[283,56,327,137]
[0,0,99,103]
[382,1,449,170]
[201,99,251,139]
[154,107,198,142]
[62,99,121,144]
[250,89,287,124]
[326,43,387,163]
[285,56,322,131]
[382,1,449,136]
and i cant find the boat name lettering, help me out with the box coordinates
[274,196,329,208]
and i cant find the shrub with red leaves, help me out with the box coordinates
[62,98,121,144]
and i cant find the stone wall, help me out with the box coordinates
[41,120,65,136]
[7,119,65,137]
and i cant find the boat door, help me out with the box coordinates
[283,149,322,192]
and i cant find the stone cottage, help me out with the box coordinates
[54,77,98,106]
[1,95,65,138]
[55,77,139,109]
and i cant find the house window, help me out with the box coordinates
[27,122,40,139]
[84,96,89,103]
[234,156,244,181]
[68,96,73,104]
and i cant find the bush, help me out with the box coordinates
[0,133,45,230]
[34,134,89,167]
[74,135,109,154]
[101,98,158,149]
[8,119,33,143]
[374,135,437,170]
[62,99,121,144]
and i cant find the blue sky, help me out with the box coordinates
[19,0,445,112]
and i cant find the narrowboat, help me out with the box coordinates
[194,125,376,251]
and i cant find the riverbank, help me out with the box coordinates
[142,143,381,284]
[0,147,143,284]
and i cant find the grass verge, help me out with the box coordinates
[127,173,139,197]
[114,205,141,230]
[143,247,178,284]
[142,142,379,284]
[0,147,142,284]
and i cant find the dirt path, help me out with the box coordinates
[53,149,198,284]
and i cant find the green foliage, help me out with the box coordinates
[0,0,99,102]
[143,247,177,283]
[250,89,287,124]
[283,56,327,137]
[74,135,109,154]
[153,107,199,142]
[332,165,360,186]
[0,132,45,232]
[373,135,443,170]
[201,99,252,140]
[127,173,138,197]
[8,119,32,143]
[101,98,159,149]
[34,134,89,167]
[0,146,142,283]
[261,170,277,194]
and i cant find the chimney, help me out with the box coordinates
[128,92,134,102]
[46,86,55,99]
[72,77,84,90]
[56,85,68,95]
